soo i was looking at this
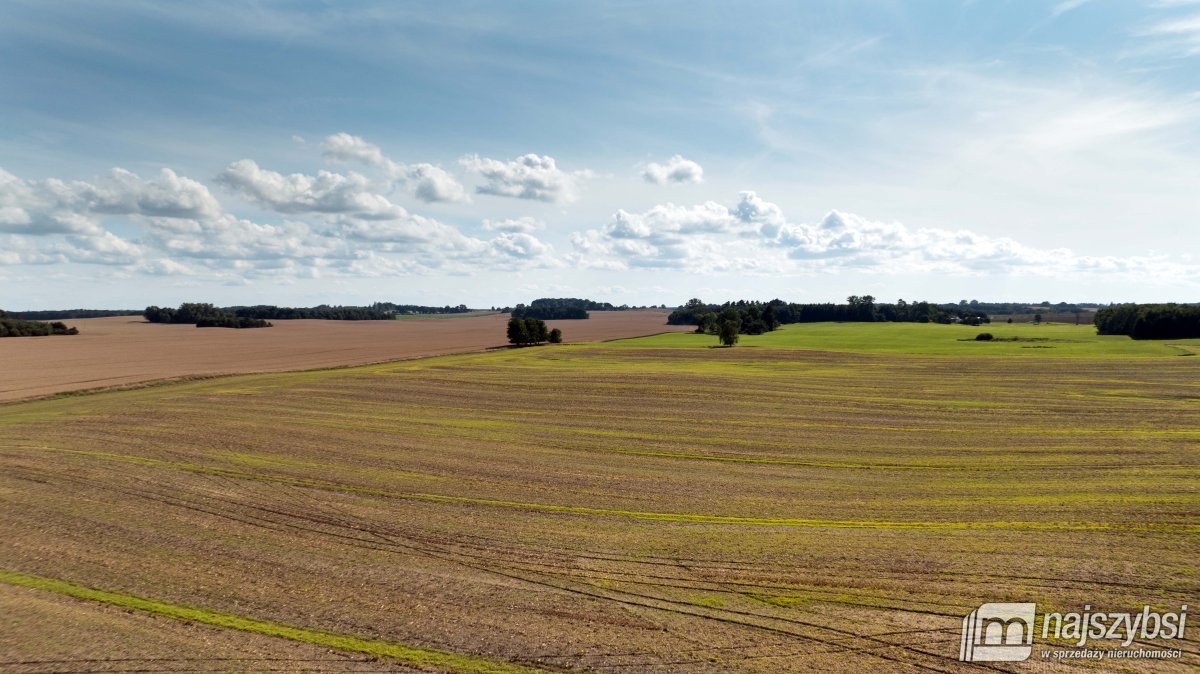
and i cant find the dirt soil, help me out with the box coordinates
[0,311,688,402]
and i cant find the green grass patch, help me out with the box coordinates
[0,570,544,674]
[612,322,1200,357]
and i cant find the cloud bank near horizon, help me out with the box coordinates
[2,133,1194,298]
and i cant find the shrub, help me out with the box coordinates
[975,333,994,341]
[0,315,79,337]
[548,328,563,343]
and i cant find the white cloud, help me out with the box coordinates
[321,133,468,203]
[0,167,221,235]
[1138,12,1200,56]
[570,191,1198,282]
[482,216,542,233]
[405,163,469,203]
[322,132,396,172]
[1,163,554,278]
[460,153,590,203]
[1051,0,1093,18]
[215,159,406,218]
[641,155,704,184]
[490,232,553,260]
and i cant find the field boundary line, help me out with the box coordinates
[0,327,691,407]
[0,569,551,674]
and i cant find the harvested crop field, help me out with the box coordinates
[2,326,1197,672]
[0,310,687,402]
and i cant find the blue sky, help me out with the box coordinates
[2,0,1199,309]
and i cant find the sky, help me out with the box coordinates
[2,0,1199,310]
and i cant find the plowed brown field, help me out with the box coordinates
[0,311,687,402]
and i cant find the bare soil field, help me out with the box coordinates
[0,311,687,402]
[988,312,1093,324]
[1,339,1196,672]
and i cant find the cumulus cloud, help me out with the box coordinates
[641,155,704,184]
[490,232,553,260]
[322,132,395,171]
[482,216,542,233]
[89,168,223,220]
[215,160,406,219]
[0,167,221,236]
[571,190,1191,280]
[1,162,554,278]
[321,133,468,203]
[460,153,591,203]
[405,163,469,203]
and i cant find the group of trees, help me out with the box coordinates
[227,305,395,320]
[147,302,479,323]
[510,298,610,320]
[0,310,78,337]
[507,317,562,345]
[371,302,473,316]
[507,298,674,319]
[1094,304,1200,340]
[670,296,990,338]
[144,303,271,329]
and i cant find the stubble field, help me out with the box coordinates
[1,323,1197,672]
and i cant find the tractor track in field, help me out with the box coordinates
[6,465,1021,673]
[8,451,1198,605]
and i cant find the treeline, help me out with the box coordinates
[372,302,473,316]
[228,305,394,320]
[669,296,989,335]
[944,300,1102,316]
[1094,304,1200,340]
[507,298,668,318]
[144,303,271,329]
[0,310,79,337]
[7,309,140,320]
[507,317,562,345]
[145,302,477,323]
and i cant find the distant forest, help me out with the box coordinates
[7,309,141,320]
[372,302,475,316]
[144,303,271,329]
[942,300,1103,315]
[0,310,78,337]
[221,302,475,320]
[141,302,478,324]
[508,297,666,320]
[1094,304,1200,340]
[229,304,395,320]
[670,296,989,336]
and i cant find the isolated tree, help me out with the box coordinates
[548,328,563,343]
[718,319,740,347]
[1034,313,1043,325]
